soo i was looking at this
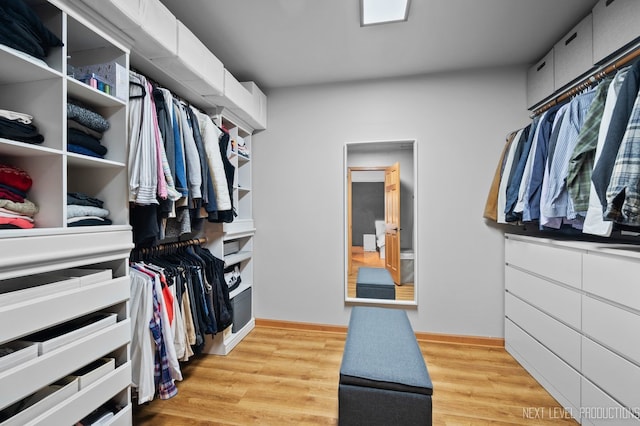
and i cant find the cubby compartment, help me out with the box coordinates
[0,77,64,151]
[0,153,64,230]
[66,163,128,227]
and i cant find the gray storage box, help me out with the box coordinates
[231,287,252,333]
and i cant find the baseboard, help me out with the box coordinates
[255,318,505,347]
[414,331,504,348]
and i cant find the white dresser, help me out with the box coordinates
[505,234,640,425]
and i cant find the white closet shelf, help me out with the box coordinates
[0,45,63,85]
[0,138,62,157]
[204,318,255,356]
[224,250,252,267]
[66,77,126,108]
[229,280,252,300]
[66,152,126,168]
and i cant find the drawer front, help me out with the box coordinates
[583,252,640,311]
[506,293,581,369]
[505,319,581,410]
[583,337,640,413]
[583,295,640,364]
[554,13,594,90]
[505,238,582,288]
[506,266,581,329]
[582,377,640,425]
[593,0,640,64]
[527,49,555,109]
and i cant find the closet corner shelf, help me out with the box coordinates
[204,318,255,356]
[224,251,252,267]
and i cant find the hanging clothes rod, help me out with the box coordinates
[531,45,640,117]
[131,237,207,261]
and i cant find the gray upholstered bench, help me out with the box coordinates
[339,306,432,425]
[355,267,395,299]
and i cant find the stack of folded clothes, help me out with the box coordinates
[67,100,110,159]
[67,191,111,227]
[0,0,63,62]
[0,163,38,229]
[0,108,44,144]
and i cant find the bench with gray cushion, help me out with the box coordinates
[355,267,395,299]
[339,306,433,425]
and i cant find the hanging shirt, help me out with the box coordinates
[604,86,640,226]
[483,131,517,221]
[504,124,532,222]
[541,89,596,227]
[514,117,543,220]
[539,104,569,229]
[129,268,155,404]
[497,128,524,224]
[566,77,613,215]
[583,67,631,236]
[524,104,562,222]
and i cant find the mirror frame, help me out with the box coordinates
[343,139,418,306]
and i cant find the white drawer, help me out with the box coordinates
[0,276,129,345]
[527,49,555,109]
[583,252,640,311]
[506,293,581,369]
[583,295,640,364]
[583,337,640,414]
[506,266,581,329]
[554,13,594,90]
[29,363,131,426]
[505,238,582,289]
[582,377,640,425]
[505,319,581,411]
[0,320,129,411]
[593,0,640,64]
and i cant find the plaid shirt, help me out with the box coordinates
[605,87,640,225]
[567,77,613,214]
[151,279,178,400]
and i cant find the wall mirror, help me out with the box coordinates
[344,140,417,306]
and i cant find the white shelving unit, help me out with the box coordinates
[203,113,256,356]
[0,1,133,424]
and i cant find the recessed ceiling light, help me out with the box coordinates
[360,0,410,26]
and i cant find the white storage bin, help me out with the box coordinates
[0,342,37,374]
[83,0,178,59]
[593,0,640,64]
[527,49,555,109]
[0,377,78,426]
[554,13,594,90]
[240,81,268,129]
[150,21,224,96]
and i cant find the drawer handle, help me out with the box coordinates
[565,32,577,46]
[537,61,546,72]
[606,0,615,6]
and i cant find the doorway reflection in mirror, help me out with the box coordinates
[344,140,417,306]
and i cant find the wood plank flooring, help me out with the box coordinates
[133,326,577,425]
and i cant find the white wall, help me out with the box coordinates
[252,67,530,338]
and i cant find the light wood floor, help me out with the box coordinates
[347,246,414,301]
[133,326,577,425]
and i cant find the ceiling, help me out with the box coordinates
[158,0,598,92]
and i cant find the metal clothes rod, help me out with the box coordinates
[531,45,640,117]
[131,237,207,261]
